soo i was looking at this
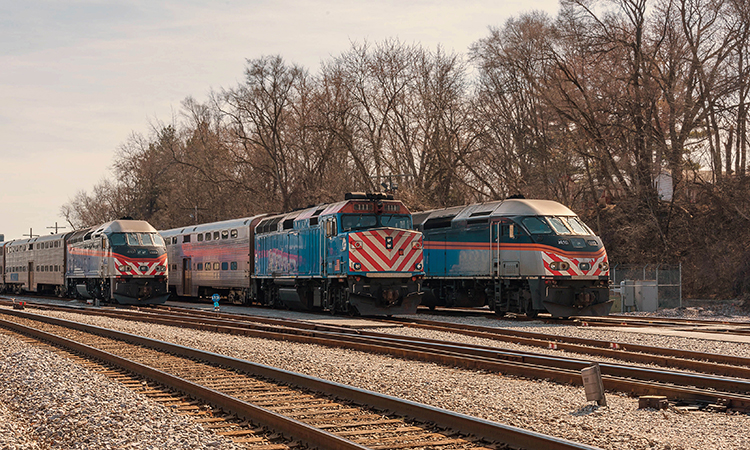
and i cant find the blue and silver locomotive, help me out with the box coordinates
[413,198,612,317]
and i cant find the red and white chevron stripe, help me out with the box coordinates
[348,229,423,273]
[114,254,167,276]
[542,251,609,277]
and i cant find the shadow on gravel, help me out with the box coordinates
[570,405,605,416]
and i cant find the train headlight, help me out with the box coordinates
[415,262,423,271]
[352,241,363,249]
[118,265,129,272]
[156,265,167,271]
[549,261,570,271]
[353,262,362,270]
[412,241,422,249]
[598,262,609,272]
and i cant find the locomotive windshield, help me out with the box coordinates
[522,216,593,236]
[108,232,165,247]
[341,214,412,231]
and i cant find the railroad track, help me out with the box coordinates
[0,308,599,450]
[3,300,749,413]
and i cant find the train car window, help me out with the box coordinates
[197,263,203,270]
[230,262,238,270]
[231,229,238,238]
[141,233,154,246]
[522,217,553,235]
[197,234,203,242]
[213,262,220,270]
[547,217,572,235]
[205,264,210,271]
[213,231,220,240]
[204,232,210,241]
[183,235,191,243]
[221,230,229,239]
[221,262,228,270]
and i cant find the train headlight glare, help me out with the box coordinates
[415,262,423,271]
[599,262,609,271]
[353,262,361,270]
[118,265,129,272]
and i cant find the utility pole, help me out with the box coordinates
[182,206,209,224]
[47,222,67,234]
[23,228,38,239]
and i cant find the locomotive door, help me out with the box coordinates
[491,220,520,277]
[182,258,192,295]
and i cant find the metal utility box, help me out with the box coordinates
[636,280,658,312]
[621,280,636,308]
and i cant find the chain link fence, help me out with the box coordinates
[609,264,682,312]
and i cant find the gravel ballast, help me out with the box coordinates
[0,332,240,450]
[2,305,750,450]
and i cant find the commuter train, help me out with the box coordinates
[413,199,612,317]
[0,219,169,305]
[160,193,424,315]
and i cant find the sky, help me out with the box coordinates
[0,0,561,242]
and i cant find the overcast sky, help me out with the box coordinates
[0,0,561,241]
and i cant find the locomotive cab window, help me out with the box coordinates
[341,214,377,231]
[380,214,412,230]
[562,217,591,235]
[522,217,553,235]
[547,217,572,235]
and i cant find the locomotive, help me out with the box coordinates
[0,219,169,305]
[413,199,612,317]
[160,193,424,315]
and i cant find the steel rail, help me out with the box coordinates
[4,306,750,413]
[0,317,365,450]
[0,308,601,450]
[382,316,750,368]
[29,303,750,391]
[112,305,750,392]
